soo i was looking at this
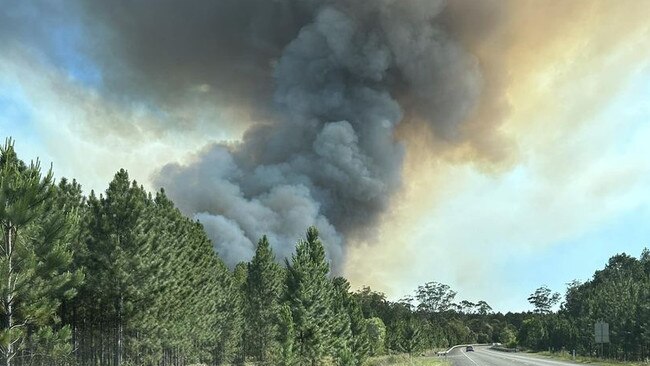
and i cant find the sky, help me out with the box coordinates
[1,0,649,312]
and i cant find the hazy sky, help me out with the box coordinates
[1,0,649,312]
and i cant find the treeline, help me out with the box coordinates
[353,250,650,362]
[0,139,523,366]
[1,140,241,366]
[0,139,376,365]
[353,282,519,354]
[516,251,650,361]
[3,138,650,365]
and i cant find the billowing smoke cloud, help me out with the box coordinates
[152,0,482,266]
[2,0,484,267]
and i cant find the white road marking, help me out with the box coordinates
[463,350,480,366]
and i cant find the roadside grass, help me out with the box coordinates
[364,354,452,366]
[528,350,649,366]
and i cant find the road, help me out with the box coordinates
[447,346,580,366]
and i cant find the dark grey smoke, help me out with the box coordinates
[76,0,313,118]
[2,0,484,267]
[153,0,482,267]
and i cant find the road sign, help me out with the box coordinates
[595,321,609,343]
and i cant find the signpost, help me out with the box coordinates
[594,321,609,358]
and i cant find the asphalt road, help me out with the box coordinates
[447,347,580,366]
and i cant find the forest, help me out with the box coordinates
[1,137,649,366]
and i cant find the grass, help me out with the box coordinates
[527,350,649,366]
[364,354,452,366]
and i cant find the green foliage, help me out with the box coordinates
[518,317,548,350]
[365,318,386,356]
[63,170,240,365]
[5,137,650,364]
[0,139,83,365]
[416,282,457,313]
[395,317,424,355]
[278,304,297,366]
[499,325,518,348]
[244,236,284,364]
[332,277,371,366]
[355,287,391,320]
[285,227,336,365]
[527,286,560,315]
[557,251,650,360]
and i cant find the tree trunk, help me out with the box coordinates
[116,296,123,366]
[3,223,16,366]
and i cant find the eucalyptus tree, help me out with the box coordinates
[528,286,560,315]
[415,281,457,313]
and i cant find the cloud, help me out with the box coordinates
[0,46,232,194]
[345,1,650,309]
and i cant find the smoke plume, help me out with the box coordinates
[2,0,486,267]
[151,0,482,266]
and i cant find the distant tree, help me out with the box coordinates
[641,248,650,273]
[398,296,415,312]
[459,300,476,314]
[353,287,390,319]
[499,325,518,348]
[415,282,457,313]
[476,301,493,316]
[446,318,475,346]
[518,317,547,349]
[527,286,560,314]
[0,139,83,366]
[467,318,493,343]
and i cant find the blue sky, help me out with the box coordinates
[0,83,41,157]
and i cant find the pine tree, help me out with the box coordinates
[365,317,386,356]
[213,264,246,365]
[0,139,83,366]
[285,226,335,366]
[277,304,296,366]
[244,236,283,364]
[84,170,150,365]
[331,277,353,365]
[331,277,370,366]
[347,296,370,365]
[128,189,236,365]
[53,178,88,363]
[73,182,241,366]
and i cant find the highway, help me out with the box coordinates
[447,346,580,366]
